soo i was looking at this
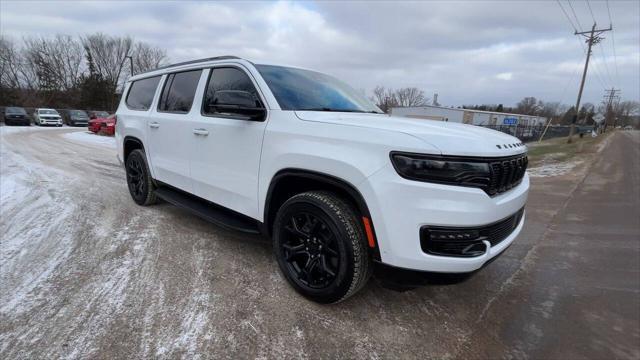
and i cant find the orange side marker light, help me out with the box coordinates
[362,217,376,248]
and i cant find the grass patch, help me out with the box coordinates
[526,131,612,166]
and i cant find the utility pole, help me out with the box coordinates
[567,23,612,143]
[602,88,620,132]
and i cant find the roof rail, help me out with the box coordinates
[136,55,243,76]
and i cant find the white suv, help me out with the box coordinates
[116,56,529,303]
[33,108,63,126]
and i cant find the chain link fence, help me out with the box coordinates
[479,124,595,142]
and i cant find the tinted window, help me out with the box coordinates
[70,110,88,118]
[203,67,262,117]
[6,107,26,114]
[158,70,202,113]
[126,76,161,110]
[255,64,382,113]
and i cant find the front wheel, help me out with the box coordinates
[125,149,157,206]
[273,191,372,304]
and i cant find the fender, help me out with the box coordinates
[263,168,381,259]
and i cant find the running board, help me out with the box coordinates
[154,187,261,234]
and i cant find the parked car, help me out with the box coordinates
[3,106,31,126]
[116,56,529,303]
[88,110,110,120]
[33,108,63,126]
[63,110,90,126]
[88,114,116,135]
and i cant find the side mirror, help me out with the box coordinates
[207,90,266,121]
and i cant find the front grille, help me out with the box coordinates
[487,154,528,196]
[420,208,525,257]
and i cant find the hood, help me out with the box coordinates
[294,111,527,157]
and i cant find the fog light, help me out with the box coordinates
[429,229,480,241]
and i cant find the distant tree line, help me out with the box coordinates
[369,85,638,127]
[462,96,639,127]
[0,33,167,111]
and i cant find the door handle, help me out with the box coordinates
[193,128,209,136]
[149,122,160,128]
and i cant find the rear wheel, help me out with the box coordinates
[125,149,157,206]
[273,191,372,303]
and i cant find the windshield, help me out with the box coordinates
[6,107,26,114]
[70,110,88,117]
[39,109,59,115]
[255,65,382,113]
[95,111,109,117]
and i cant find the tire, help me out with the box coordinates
[273,191,372,304]
[125,149,157,206]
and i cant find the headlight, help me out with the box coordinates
[390,152,491,190]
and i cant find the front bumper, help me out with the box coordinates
[359,163,529,273]
[40,119,62,125]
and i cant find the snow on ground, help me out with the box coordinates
[0,124,67,134]
[528,159,583,178]
[0,127,78,316]
[63,130,115,148]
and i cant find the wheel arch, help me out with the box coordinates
[263,168,380,259]
[123,135,144,162]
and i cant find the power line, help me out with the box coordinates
[557,0,578,32]
[567,0,584,30]
[596,44,614,87]
[585,0,596,23]
[583,0,614,87]
[605,0,620,85]
[555,1,608,90]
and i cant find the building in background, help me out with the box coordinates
[390,105,547,127]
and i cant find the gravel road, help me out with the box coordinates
[1,126,638,359]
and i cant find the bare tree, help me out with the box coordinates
[370,86,428,113]
[82,33,132,92]
[614,100,640,127]
[21,35,84,92]
[0,36,22,89]
[394,87,428,107]
[370,86,397,113]
[515,97,539,115]
[131,42,167,74]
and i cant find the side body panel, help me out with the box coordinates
[189,66,270,219]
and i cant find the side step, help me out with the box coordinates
[154,187,261,234]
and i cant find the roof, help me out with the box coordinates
[392,104,545,118]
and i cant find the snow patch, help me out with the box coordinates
[528,160,582,178]
[63,131,115,148]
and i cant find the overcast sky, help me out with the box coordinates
[1,0,638,107]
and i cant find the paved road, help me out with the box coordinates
[1,126,638,359]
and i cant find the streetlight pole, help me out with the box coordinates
[125,55,134,76]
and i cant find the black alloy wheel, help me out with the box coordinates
[281,211,341,289]
[125,149,157,206]
[273,191,372,303]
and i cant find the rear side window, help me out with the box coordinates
[126,76,161,110]
[158,70,202,113]
[202,67,262,117]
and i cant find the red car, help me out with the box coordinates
[88,114,116,135]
